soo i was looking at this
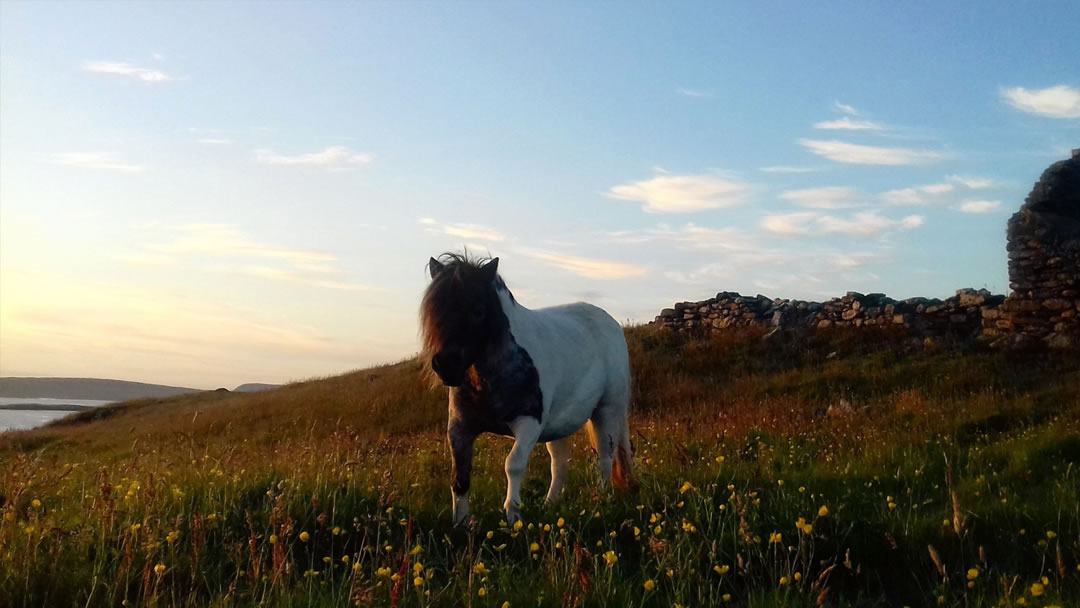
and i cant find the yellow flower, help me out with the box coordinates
[714,565,730,575]
[722,593,732,602]
[643,579,655,591]
[342,555,350,563]
[332,526,341,536]
[1046,530,1057,539]
[413,576,423,587]
[269,534,278,544]
[679,481,693,494]
[779,576,789,585]
[557,517,565,528]
[502,603,511,608]
[473,562,488,575]
[31,499,41,508]
[478,587,487,597]
[543,524,551,532]
[413,562,424,574]
[3,512,13,522]
[166,531,180,544]
[1030,583,1044,596]
[634,527,641,537]
[602,550,618,567]
[794,572,802,581]
[377,567,392,578]
[513,520,524,532]
[966,568,978,580]
[384,544,392,552]
[300,532,310,542]
[410,545,423,555]
[777,479,784,487]
[154,563,166,575]
[769,532,782,544]
[888,502,897,510]
[530,543,540,552]
[818,505,829,517]
[494,543,506,551]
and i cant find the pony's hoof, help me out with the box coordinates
[505,507,521,525]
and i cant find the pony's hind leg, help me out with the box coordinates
[544,437,572,503]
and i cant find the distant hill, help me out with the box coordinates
[233,383,279,393]
[0,377,201,401]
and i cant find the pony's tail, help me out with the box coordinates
[611,422,634,490]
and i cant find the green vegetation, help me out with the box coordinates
[1,326,1078,607]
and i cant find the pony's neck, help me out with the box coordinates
[473,280,530,379]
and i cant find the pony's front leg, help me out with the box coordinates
[504,416,541,523]
[448,421,476,525]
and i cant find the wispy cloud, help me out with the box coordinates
[442,223,505,242]
[676,88,713,99]
[759,166,820,174]
[1001,85,1080,118]
[880,183,954,206]
[959,200,1002,213]
[947,175,995,189]
[198,138,234,145]
[53,152,143,172]
[417,218,437,225]
[607,173,753,213]
[524,251,647,280]
[217,265,379,291]
[255,146,373,168]
[603,223,754,252]
[813,117,884,131]
[799,139,946,165]
[833,101,859,116]
[83,60,171,83]
[780,186,862,209]
[761,211,924,237]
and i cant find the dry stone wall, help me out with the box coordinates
[653,289,1003,339]
[653,151,1080,348]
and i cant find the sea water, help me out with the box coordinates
[0,397,113,432]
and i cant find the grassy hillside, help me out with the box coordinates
[1,326,1078,607]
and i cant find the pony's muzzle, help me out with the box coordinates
[431,350,466,387]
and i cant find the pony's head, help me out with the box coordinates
[420,252,507,387]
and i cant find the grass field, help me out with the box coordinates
[1,326,1078,607]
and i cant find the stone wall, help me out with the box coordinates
[653,289,1004,339]
[652,151,1080,348]
[992,149,1080,348]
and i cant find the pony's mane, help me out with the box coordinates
[418,252,511,387]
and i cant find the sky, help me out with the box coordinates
[1,2,1078,389]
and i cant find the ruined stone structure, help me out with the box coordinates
[991,149,1080,348]
[653,151,1080,348]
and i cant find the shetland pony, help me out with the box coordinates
[420,253,633,524]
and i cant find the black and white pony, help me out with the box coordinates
[420,253,633,524]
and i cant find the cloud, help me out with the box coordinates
[442,223,505,242]
[813,117,884,131]
[880,183,954,206]
[125,224,380,291]
[198,138,233,145]
[833,101,859,116]
[524,251,647,280]
[83,60,171,83]
[1001,85,1080,118]
[780,186,862,209]
[799,139,945,165]
[53,152,143,172]
[417,217,437,225]
[761,211,924,237]
[759,166,819,174]
[959,200,1002,213]
[603,223,755,252]
[676,88,713,99]
[255,146,373,168]
[607,173,753,213]
[947,175,995,189]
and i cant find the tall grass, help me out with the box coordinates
[1,326,1078,607]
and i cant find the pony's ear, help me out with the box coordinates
[481,257,499,282]
[428,257,446,278]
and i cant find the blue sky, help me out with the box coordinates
[1,2,1077,388]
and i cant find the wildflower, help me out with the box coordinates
[634,527,641,537]
[384,544,392,552]
[413,562,424,574]
[530,543,540,553]
[769,532,782,544]
[799,486,806,493]
[410,545,423,555]
[528,523,534,531]
[643,579,656,591]
[722,594,732,602]
[679,481,693,494]
[323,557,332,564]
[1046,530,1057,539]
[376,567,392,578]
[780,576,789,585]
[502,604,511,608]
[166,531,180,544]
[716,455,725,463]
[494,544,506,551]
[390,573,400,582]
[332,526,341,536]
[543,524,551,532]
[967,568,978,580]
[300,532,310,542]
[342,555,350,563]
[818,505,829,517]
[777,479,784,487]
[714,565,729,575]
[269,535,278,544]
[557,517,565,528]
[413,576,424,587]
[31,499,42,508]
[130,524,141,533]
[654,525,661,535]
[2,512,13,522]
[478,587,487,597]
[1030,582,1044,597]
[888,502,897,510]
[794,572,802,581]
[513,520,523,532]
[473,562,488,575]
[602,550,618,567]
[154,563,166,575]
[796,517,813,534]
